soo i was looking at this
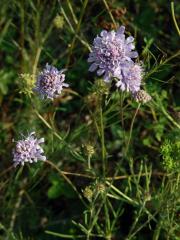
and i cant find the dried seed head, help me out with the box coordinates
[84,144,95,158]
[144,192,151,201]
[96,183,106,193]
[85,92,99,108]
[133,90,152,104]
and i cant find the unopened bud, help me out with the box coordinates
[53,15,64,29]
[83,186,93,201]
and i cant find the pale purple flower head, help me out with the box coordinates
[116,63,143,93]
[34,64,69,100]
[12,132,46,167]
[88,26,138,82]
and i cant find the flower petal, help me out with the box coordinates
[89,63,98,72]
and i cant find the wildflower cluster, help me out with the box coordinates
[88,26,138,83]
[12,25,151,166]
[88,26,151,98]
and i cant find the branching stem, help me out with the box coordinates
[45,160,87,207]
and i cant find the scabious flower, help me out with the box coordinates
[88,26,138,82]
[116,63,143,93]
[12,132,46,167]
[34,64,69,100]
[133,89,152,104]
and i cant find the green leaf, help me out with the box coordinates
[48,174,76,199]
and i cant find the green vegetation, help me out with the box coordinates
[0,0,179,239]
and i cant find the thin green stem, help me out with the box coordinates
[45,231,85,239]
[32,47,42,76]
[126,211,159,240]
[145,50,180,80]
[102,0,117,29]
[67,0,78,25]
[171,2,180,36]
[106,181,138,205]
[100,107,106,177]
[120,91,125,129]
[125,104,141,155]
[106,171,168,180]
[88,155,91,169]
[48,169,168,180]
[126,202,146,239]
[161,104,180,129]
[66,0,89,67]
[34,109,62,140]
[103,103,141,202]
[153,94,180,129]
[20,0,25,71]
[33,108,85,161]
[32,18,53,76]
[61,6,91,50]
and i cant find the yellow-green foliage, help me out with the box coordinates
[161,140,180,172]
